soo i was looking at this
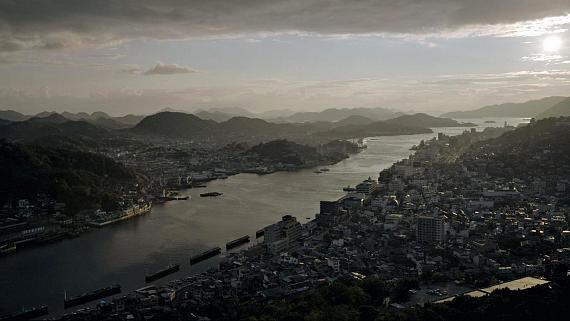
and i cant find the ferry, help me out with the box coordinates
[226,235,250,250]
[145,264,180,283]
[199,192,223,197]
[190,247,222,265]
[64,285,121,308]
[0,305,48,321]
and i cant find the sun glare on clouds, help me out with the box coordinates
[543,35,562,52]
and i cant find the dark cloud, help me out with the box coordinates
[0,0,568,52]
[142,63,196,75]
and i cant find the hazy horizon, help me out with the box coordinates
[1,1,569,115]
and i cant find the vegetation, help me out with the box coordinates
[236,276,570,321]
[0,141,136,214]
[248,139,323,165]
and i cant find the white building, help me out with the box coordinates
[264,215,303,254]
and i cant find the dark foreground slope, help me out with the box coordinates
[236,276,570,321]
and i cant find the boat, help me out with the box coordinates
[313,170,321,174]
[36,232,66,244]
[484,120,496,123]
[64,285,121,308]
[199,192,223,197]
[0,305,48,321]
[320,168,330,172]
[0,243,16,256]
[173,195,189,200]
[190,247,221,265]
[255,229,265,238]
[193,184,207,188]
[226,235,250,250]
[145,264,180,283]
[342,186,356,192]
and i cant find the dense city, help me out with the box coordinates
[10,117,561,321]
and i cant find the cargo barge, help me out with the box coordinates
[145,264,180,283]
[64,285,121,308]
[0,305,48,321]
[190,247,221,265]
[199,192,223,197]
[226,235,250,250]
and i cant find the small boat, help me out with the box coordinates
[200,192,223,197]
[320,168,330,172]
[343,186,356,192]
[174,195,189,200]
[313,170,321,174]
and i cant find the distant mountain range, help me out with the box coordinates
[130,111,478,140]
[441,96,568,119]
[0,110,479,145]
[385,113,476,127]
[268,107,401,123]
[535,97,570,119]
[0,110,144,129]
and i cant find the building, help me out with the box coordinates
[355,177,378,195]
[263,215,303,254]
[416,215,445,244]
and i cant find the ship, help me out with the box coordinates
[64,285,121,308]
[190,247,221,265]
[226,235,250,250]
[255,229,265,238]
[0,305,48,321]
[145,264,180,283]
[199,192,223,197]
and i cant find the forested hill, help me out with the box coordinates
[0,141,136,214]
[460,117,570,179]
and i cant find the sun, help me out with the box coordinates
[543,35,562,53]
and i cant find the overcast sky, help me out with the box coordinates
[1,0,569,116]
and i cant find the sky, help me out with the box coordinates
[0,0,569,116]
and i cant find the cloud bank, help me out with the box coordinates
[0,0,569,52]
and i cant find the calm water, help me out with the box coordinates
[0,118,526,316]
